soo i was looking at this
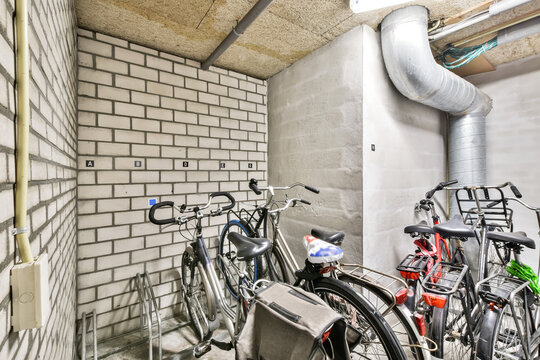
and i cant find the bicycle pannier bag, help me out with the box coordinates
[236,282,351,360]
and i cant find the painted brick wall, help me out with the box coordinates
[76,29,267,340]
[0,0,78,359]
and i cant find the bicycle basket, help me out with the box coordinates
[236,282,350,360]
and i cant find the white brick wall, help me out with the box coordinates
[77,30,268,340]
[0,0,78,359]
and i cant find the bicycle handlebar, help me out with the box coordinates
[268,197,311,214]
[249,178,262,195]
[425,179,458,199]
[248,178,320,195]
[149,192,236,226]
[149,201,176,225]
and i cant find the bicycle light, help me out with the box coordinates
[422,293,447,308]
[394,288,408,305]
[414,313,426,336]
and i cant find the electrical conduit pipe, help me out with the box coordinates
[14,0,33,263]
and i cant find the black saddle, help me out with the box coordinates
[227,233,272,261]
[433,215,475,239]
[487,231,535,249]
[404,220,435,235]
[311,228,345,246]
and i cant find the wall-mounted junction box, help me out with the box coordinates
[10,253,50,331]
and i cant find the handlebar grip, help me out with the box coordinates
[249,178,262,195]
[149,201,177,225]
[304,185,320,194]
[299,199,311,206]
[442,179,458,187]
[425,189,436,199]
[510,184,522,198]
[210,192,236,211]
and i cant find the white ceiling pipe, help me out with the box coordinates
[430,0,534,42]
[381,5,492,219]
[497,15,540,45]
[381,6,493,117]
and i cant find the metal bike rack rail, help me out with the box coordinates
[136,271,163,360]
[80,310,98,360]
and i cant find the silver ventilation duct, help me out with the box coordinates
[381,5,493,195]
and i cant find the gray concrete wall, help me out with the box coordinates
[468,54,540,270]
[267,26,364,264]
[361,27,446,273]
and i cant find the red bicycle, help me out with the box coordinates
[397,180,457,315]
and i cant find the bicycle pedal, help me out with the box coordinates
[193,341,212,358]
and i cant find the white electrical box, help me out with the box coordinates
[10,253,50,331]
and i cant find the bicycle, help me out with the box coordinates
[419,181,532,359]
[149,191,404,359]
[219,179,414,359]
[474,194,540,359]
[148,192,273,356]
[397,180,457,317]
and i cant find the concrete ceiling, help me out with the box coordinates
[76,0,540,79]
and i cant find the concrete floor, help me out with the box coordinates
[87,316,235,360]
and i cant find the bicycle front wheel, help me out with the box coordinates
[181,249,217,342]
[312,277,407,360]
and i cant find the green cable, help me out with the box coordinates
[507,260,540,295]
[439,37,498,70]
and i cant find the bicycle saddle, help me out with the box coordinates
[227,233,272,261]
[403,220,435,235]
[311,228,345,245]
[304,235,343,264]
[432,215,475,239]
[487,231,535,249]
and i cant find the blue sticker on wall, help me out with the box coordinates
[149,198,157,206]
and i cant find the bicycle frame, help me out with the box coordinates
[189,218,237,344]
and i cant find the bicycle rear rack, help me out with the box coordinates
[396,254,430,280]
[79,310,98,359]
[135,272,162,360]
[476,273,530,307]
[421,262,468,295]
[338,263,408,314]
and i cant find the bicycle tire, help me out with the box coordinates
[477,292,538,360]
[430,288,474,360]
[181,249,217,342]
[259,244,291,283]
[339,273,427,360]
[218,219,261,299]
[311,277,407,360]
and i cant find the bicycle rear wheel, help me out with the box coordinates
[339,273,427,360]
[430,288,474,360]
[477,292,538,360]
[181,249,217,342]
[218,219,260,299]
[312,277,407,360]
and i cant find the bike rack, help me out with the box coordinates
[135,272,162,360]
[421,262,468,295]
[396,254,430,280]
[79,310,98,360]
